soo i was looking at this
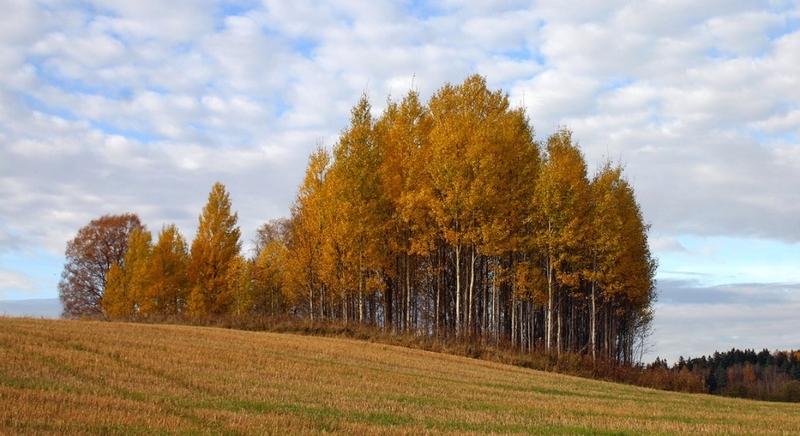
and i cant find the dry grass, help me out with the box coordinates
[1,317,798,435]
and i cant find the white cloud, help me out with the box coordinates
[0,270,34,292]
[754,109,800,133]
[32,31,127,68]
[87,0,217,43]
[2,0,798,247]
[704,10,786,56]
[649,237,688,253]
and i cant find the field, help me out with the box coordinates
[1,318,798,435]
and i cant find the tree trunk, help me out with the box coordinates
[384,272,393,332]
[546,257,553,352]
[492,270,498,345]
[591,272,597,362]
[482,261,488,342]
[358,278,364,324]
[530,300,535,352]
[455,244,461,337]
[309,284,314,322]
[467,247,476,337]
[405,254,411,332]
[556,297,562,357]
[511,298,517,349]
[435,249,441,337]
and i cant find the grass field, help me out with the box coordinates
[1,318,799,435]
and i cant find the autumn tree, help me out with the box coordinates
[424,75,542,338]
[375,90,432,332]
[534,130,592,354]
[463,80,539,343]
[285,148,330,319]
[589,163,624,361]
[144,224,189,317]
[254,218,289,256]
[188,182,242,317]
[59,213,142,317]
[253,219,288,316]
[253,238,287,316]
[226,255,254,316]
[102,227,152,319]
[425,77,486,336]
[608,172,656,362]
[325,95,386,324]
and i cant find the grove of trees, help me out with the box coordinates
[59,75,656,365]
[281,76,656,364]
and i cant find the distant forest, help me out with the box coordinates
[57,76,798,402]
[651,349,800,402]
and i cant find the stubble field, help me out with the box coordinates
[1,317,798,434]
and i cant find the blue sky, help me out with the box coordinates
[1,0,799,361]
[658,236,800,286]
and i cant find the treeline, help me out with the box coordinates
[59,75,656,365]
[648,349,800,402]
[65,184,279,321]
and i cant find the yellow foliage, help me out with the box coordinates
[101,227,152,319]
[188,182,242,317]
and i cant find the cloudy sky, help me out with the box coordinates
[1,0,799,361]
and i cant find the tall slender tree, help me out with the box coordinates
[375,90,433,332]
[188,182,241,317]
[145,224,189,317]
[326,96,385,324]
[252,219,289,316]
[534,130,592,354]
[102,227,152,319]
[286,148,330,320]
[253,236,287,316]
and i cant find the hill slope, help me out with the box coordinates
[1,318,798,435]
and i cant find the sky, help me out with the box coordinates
[1,0,799,362]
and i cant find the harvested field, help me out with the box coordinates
[1,317,798,434]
